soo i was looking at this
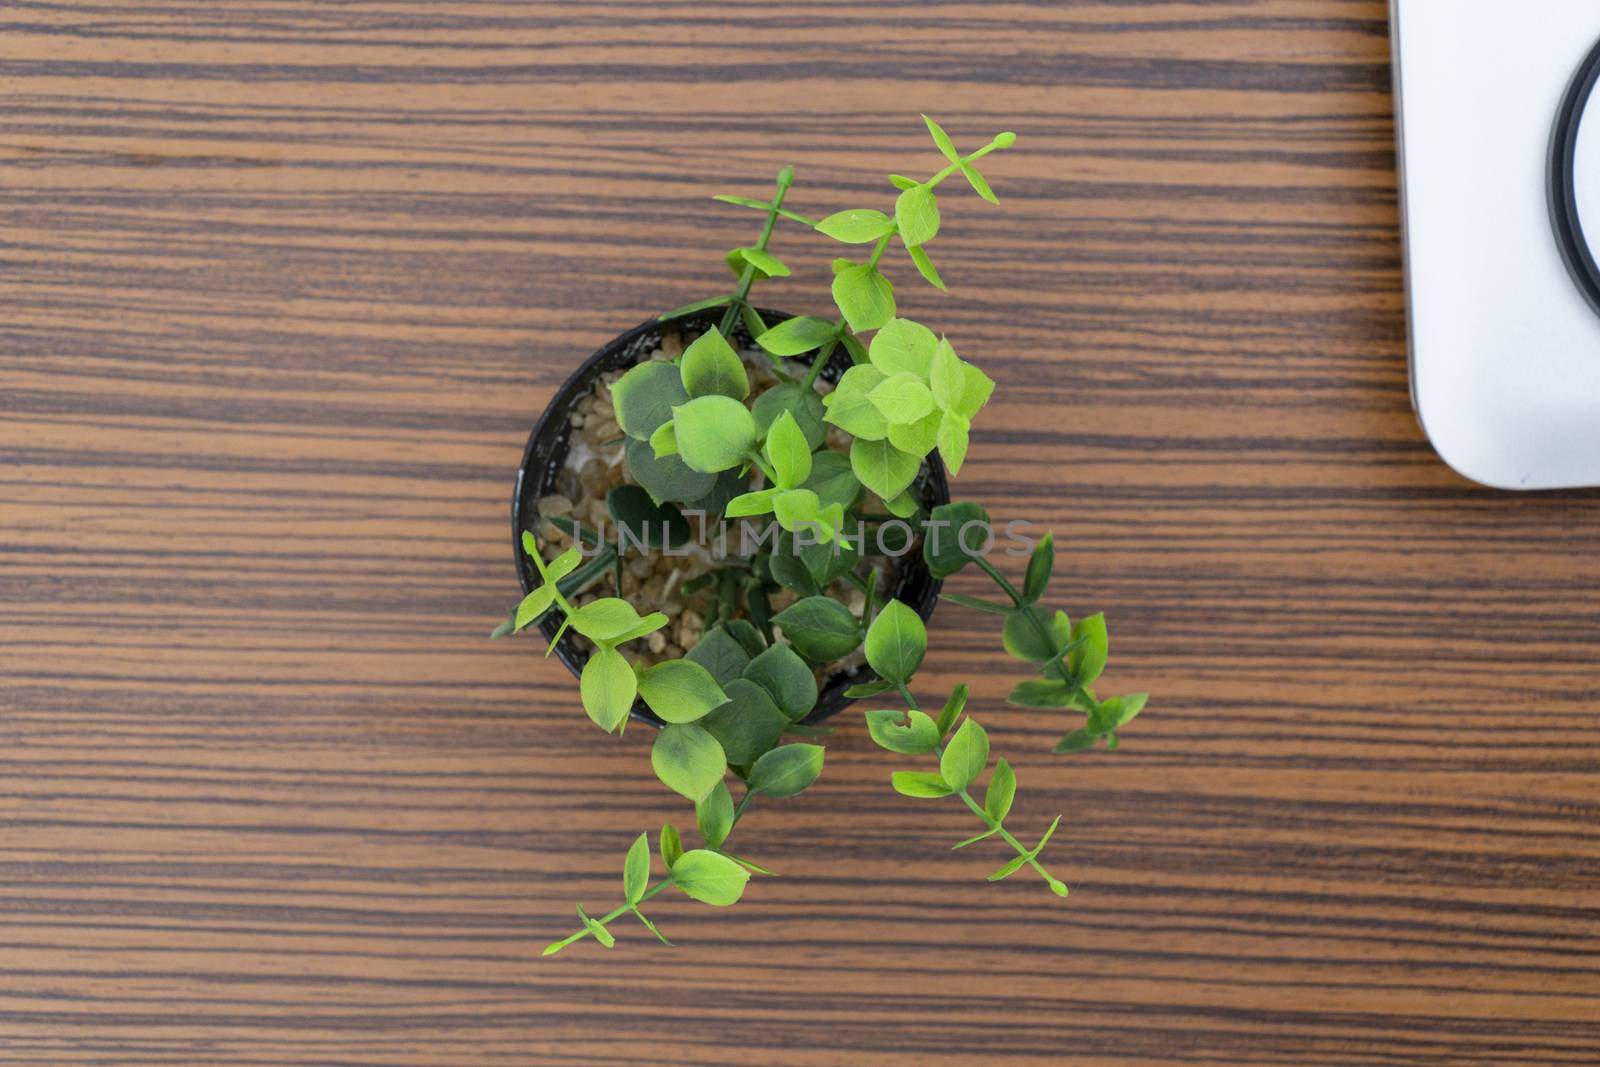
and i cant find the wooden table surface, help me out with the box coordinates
[6,2,1600,1064]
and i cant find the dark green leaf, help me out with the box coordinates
[752,382,827,451]
[698,678,789,766]
[650,724,727,802]
[740,302,768,341]
[623,832,650,903]
[684,466,750,518]
[773,596,862,663]
[607,484,691,550]
[685,625,752,686]
[941,591,1010,615]
[625,438,715,506]
[756,316,837,357]
[1023,531,1054,602]
[612,361,688,440]
[844,678,897,699]
[940,717,989,791]
[724,619,768,658]
[891,770,953,798]
[864,708,939,754]
[748,743,825,797]
[743,644,818,721]
[671,849,750,906]
[696,780,734,848]
[863,599,926,683]
[1053,728,1096,754]
[1002,606,1072,663]
[767,547,821,598]
[1007,678,1076,709]
[923,502,991,578]
[800,449,862,512]
[984,758,1016,822]
[1090,692,1147,735]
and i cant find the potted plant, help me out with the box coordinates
[494,117,1149,954]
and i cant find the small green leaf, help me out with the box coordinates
[637,660,730,724]
[892,770,953,798]
[839,331,869,364]
[609,612,670,645]
[740,302,768,341]
[868,373,936,425]
[1054,728,1096,754]
[623,832,650,903]
[671,849,750,906]
[576,903,615,948]
[749,743,825,797]
[699,678,789,765]
[832,265,896,333]
[725,487,779,518]
[772,487,822,535]
[727,246,790,279]
[660,823,683,868]
[764,411,812,489]
[1003,606,1072,663]
[570,598,645,642]
[801,449,863,512]
[822,364,889,441]
[984,758,1016,822]
[752,382,827,450]
[696,780,734,848]
[887,173,920,190]
[672,395,757,474]
[816,208,894,244]
[960,161,998,205]
[906,244,946,291]
[513,585,556,631]
[612,361,689,440]
[883,488,921,519]
[1008,678,1076,709]
[580,646,636,732]
[651,724,727,802]
[850,437,921,502]
[608,485,691,549]
[649,420,678,458]
[625,437,715,505]
[756,316,837,357]
[986,853,1028,882]
[869,318,938,378]
[894,185,940,247]
[661,293,735,320]
[684,625,751,686]
[951,827,1000,850]
[773,597,862,663]
[941,591,1011,615]
[923,501,990,578]
[1023,531,1054,603]
[929,338,965,411]
[743,644,818,721]
[1091,692,1148,734]
[885,407,941,459]
[844,678,897,699]
[954,363,996,419]
[936,684,968,738]
[940,717,989,791]
[680,328,749,401]
[863,599,926,683]
[864,708,939,754]
[723,620,767,658]
[923,114,960,160]
[631,905,673,945]
[715,849,776,876]
[937,410,970,475]
[1068,613,1108,686]
[995,131,1017,148]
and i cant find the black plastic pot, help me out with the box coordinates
[512,307,948,726]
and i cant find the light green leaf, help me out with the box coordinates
[1003,606,1072,663]
[725,487,779,518]
[845,678,897,698]
[699,678,789,765]
[672,395,757,474]
[1023,531,1054,602]
[884,488,921,519]
[696,780,734,848]
[868,373,936,425]
[623,832,650,903]
[886,410,942,467]
[756,316,837,357]
[869,318,938,378]
[631,904,672,945]
[743,643,818,721]
[961,161,998,204]
[1091,692,1147,734]
[923,501,990,578]
[952,827,1001,850]
[651,724,727,802]
[1069,613,1108,685]
[850,437,921,503]
[954,362,995,419]
[772,487,821,533]
[576,903,615,948]
[545,545,582,581]
[839,332,869,364]
[660,823,683,867]
[892,770,953,798]
[752,382,827,450]
[637,659,730,724]
[940,717,989,791]
[816,208,894,244]
[514,585,556,631]
[987,853,1028,882]
[864,599,926,683]
[822,364,889,440]
[929,338,965,411]
[684,624,752,686]
[670,849,750,906]
[625,438,715,505]
[984,758,1016,822]
[649,420,678,458]
[749,743,825,798]
[773,596,862,663]
[608,612,669,645]
[936,683,968,738]
[570,598,645,642]
[887,173,920,190]
[922,114,960,162]
[906,244,946,291]
[864,708,939,754]
[727,246,790,279]
[661,292,735,320]
[937,410,970,475]
[580,646,636,732]
[680,328,749,401]
[895,185,940,247]
[612,360,689,440]
[832,265,896,333]
[764,410,812,489]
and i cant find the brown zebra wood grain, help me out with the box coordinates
[4,1,1599,1063]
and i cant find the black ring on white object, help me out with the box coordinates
[1550,34,1600,319]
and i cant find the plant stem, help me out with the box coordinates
[927,136,1013,192]
[719,168,796,337]
[544,878,675,954]
[745,450,779,485]
[974,556,1080,696]
[802,332,842,390]
[895,680,1064,890]
[732,788,757,828]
